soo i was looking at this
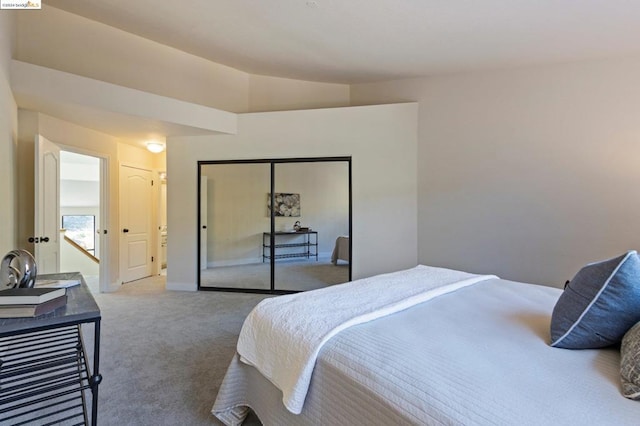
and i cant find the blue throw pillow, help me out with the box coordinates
[621,321,640,400]
[550,251,640,349]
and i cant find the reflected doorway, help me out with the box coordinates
[198,157,351,293]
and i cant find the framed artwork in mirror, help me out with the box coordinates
[268,193,300,217]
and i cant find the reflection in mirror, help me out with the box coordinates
[274,161,350,291]
[199,163,271,290]
[198,158,351,293]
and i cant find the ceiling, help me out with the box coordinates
[46,0,640,84]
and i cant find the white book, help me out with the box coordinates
[35,278,82,289]
[0,287,66,304]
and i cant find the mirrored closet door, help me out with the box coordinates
[198,162,271,290]
[273,160,350,292]
[198,157,351,293]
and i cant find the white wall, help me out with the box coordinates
[202,161,349,266]
[352,57,640,287]
[0,13,17,255]
[60,235,99,276]
[167,103,418,291]
[61,180,100,208]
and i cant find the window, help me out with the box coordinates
[62,215,96,255]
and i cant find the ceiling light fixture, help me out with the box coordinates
[146,142,165,153]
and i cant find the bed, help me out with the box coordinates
[212,264,640,425]
[330,236,349,265]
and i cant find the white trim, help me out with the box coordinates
[56,143,112,294]
[99,156,111,293]
[119,161,153,173]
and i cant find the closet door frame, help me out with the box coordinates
[197,156,352,294]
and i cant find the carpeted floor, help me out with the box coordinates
[84,275,267,425]
[200,257,349,291]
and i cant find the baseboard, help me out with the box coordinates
[104,281,121,293]
[208,258,263,268]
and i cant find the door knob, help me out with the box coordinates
[123,228,129,233]
[40,237,50,243]
[202,226,207,229]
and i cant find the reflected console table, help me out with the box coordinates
[263,231,318,262]
[0,273,102,425]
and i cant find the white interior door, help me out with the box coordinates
[34,135,61,274]
[200,176,208,270]
[120,165,153,283]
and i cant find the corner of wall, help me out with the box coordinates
[0,86,18,254]
[15,110,38,252]
[0,12,18,253]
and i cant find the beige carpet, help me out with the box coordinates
[84,275,266,425]
[200,257,349,291]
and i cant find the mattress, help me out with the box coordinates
[213,278,640,425]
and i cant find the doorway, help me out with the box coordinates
[59,151,101,292]
[34,134,109,294]
[119,165,154,283]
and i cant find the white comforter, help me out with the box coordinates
[236,265,496,414]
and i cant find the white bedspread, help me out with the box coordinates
[236,265,497,414]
